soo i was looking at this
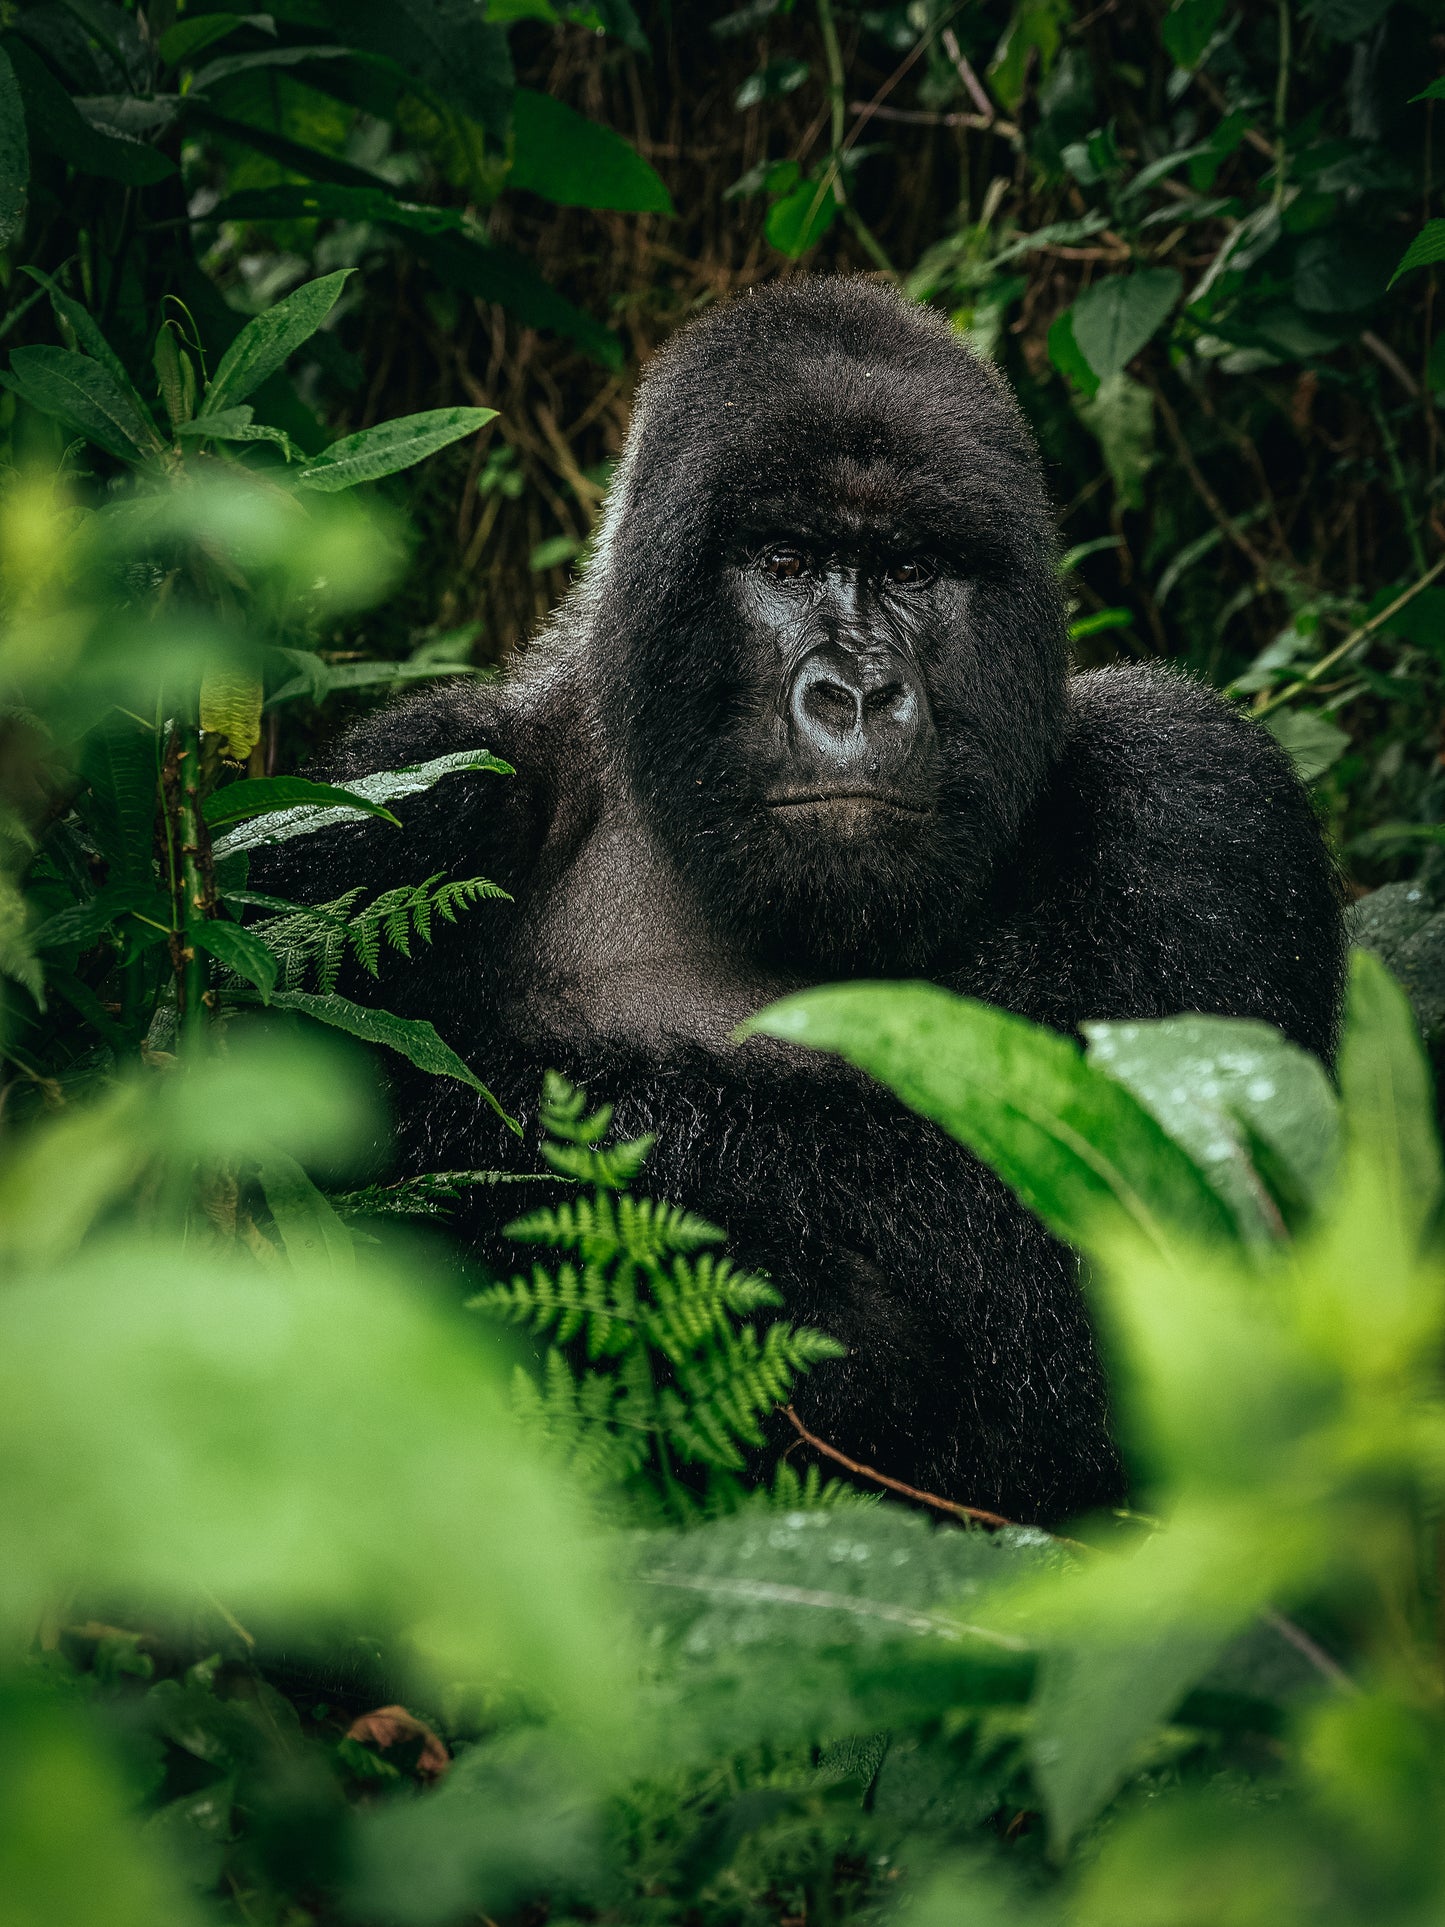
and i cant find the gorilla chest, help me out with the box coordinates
[506,806,787,1052]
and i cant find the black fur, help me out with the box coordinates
[256,279,1345,1525]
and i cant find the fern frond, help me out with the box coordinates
[331,1168,540,1220]
[504,1192,622,1261]
[543,1134,654,1188]
[616,1195,724,1258]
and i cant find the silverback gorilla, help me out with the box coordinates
[260,278,1345,1524]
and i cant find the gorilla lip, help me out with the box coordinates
[765,790,930,815]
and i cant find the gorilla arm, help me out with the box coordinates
[243,679,552,924]
[974,663,1347,1061]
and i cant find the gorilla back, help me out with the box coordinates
[260,278,1345,1525]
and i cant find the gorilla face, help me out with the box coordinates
[589,278,1070,976]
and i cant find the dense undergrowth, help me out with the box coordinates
[4,3,1445,1924]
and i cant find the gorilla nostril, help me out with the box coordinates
[865,680,907,714]
[801,677,862,733]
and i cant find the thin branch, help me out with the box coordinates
[1149,378,1274,578]
[1253,555,1445,718]
[941,27,996,120]
[781,1403,1015,1529]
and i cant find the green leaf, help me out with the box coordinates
[252,988,520,1132]
[509,87,673,213]
[1084,1015,1340,1238]
[203,774,403,833]
[4,38,174,185]
[79,715,159,887]
[211,749,512,854]
[158,13,250,65]
[1297,230,1394,309]
[211,181,470,236]
[30,884,167,953]
[194,920,280,999]
[1304,0,1393,40]
[254,1145,355,1272]
[4,345,161,462]
[765,174,840,257]
[1263,708,1350,785]
[1047,307,1100,398]
[0,1237,620,1719]
[1070,268,1181,383]
[1336,949,1442,1258]
[1390,219,1445,289]
[742,983,1236,1258]
[1076,373,1155,511]
[296,406,496,492]
[1031,1627,1231,1852]
[201,269,352,417]
[1161,0,1227,67]
[0,45,29,248]
[20,267,133,394]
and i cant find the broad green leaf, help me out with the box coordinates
[1047,307,1100,398]
[510,88,672,213]
[250,988,520,1132]
[0,45,29,248]
[1031,1627,1230,1852]
[30,883,167,953]
[199,663,264,759]
[765,174,839,257]
[1335,949,1442,1258]
[1070,268,1182,383]
[5,38,174,184]
[296,406,496,492]
[1077,373,1155,511]
[989,0,1068,113]
[265,652,477,707]
[201,268,352,417]
[0,1239,621,1720]
[5,345,161,462]
[212,750,512,853]
[633,1506,1052,1759]
[21,266,133,394]
[158,12,249,64]
[0,1688,208,1927]
[203,774,403,832]
[254,1144,355,1272]
[1161,0,1226,67]
[1390,218,1445,289]
[327,0,514,135]
[194,919,279,998]
[1305,0,1393,39]
[1297,230,1394,310]
[742,983,1236,1257]
[79,716,159,886]
[212,181,470,236]
[1264,708,1350,786]
[188,42,353,91]
[1084,1015,1339,1238]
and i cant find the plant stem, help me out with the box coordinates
[1368,373,1429,577]
[1273,0,1291,207]
[816,0,899,278]
[165,719,215,1051]
[1253,555,1445,718]
[817,0,846,159]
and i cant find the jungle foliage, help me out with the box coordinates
[3,3,1445,1925]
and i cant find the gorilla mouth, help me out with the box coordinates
[766,790,931,816]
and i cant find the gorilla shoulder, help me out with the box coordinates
[997,663,1345,1057]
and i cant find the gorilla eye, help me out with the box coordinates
[887,558,933,586]
[763,545,808,581]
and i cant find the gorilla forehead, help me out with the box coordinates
[620,277,1048,560]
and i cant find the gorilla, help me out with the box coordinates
[259,278,1345,1525]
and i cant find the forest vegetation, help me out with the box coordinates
[3,2,1445,1923]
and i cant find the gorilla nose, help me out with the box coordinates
[786,645,927,784]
